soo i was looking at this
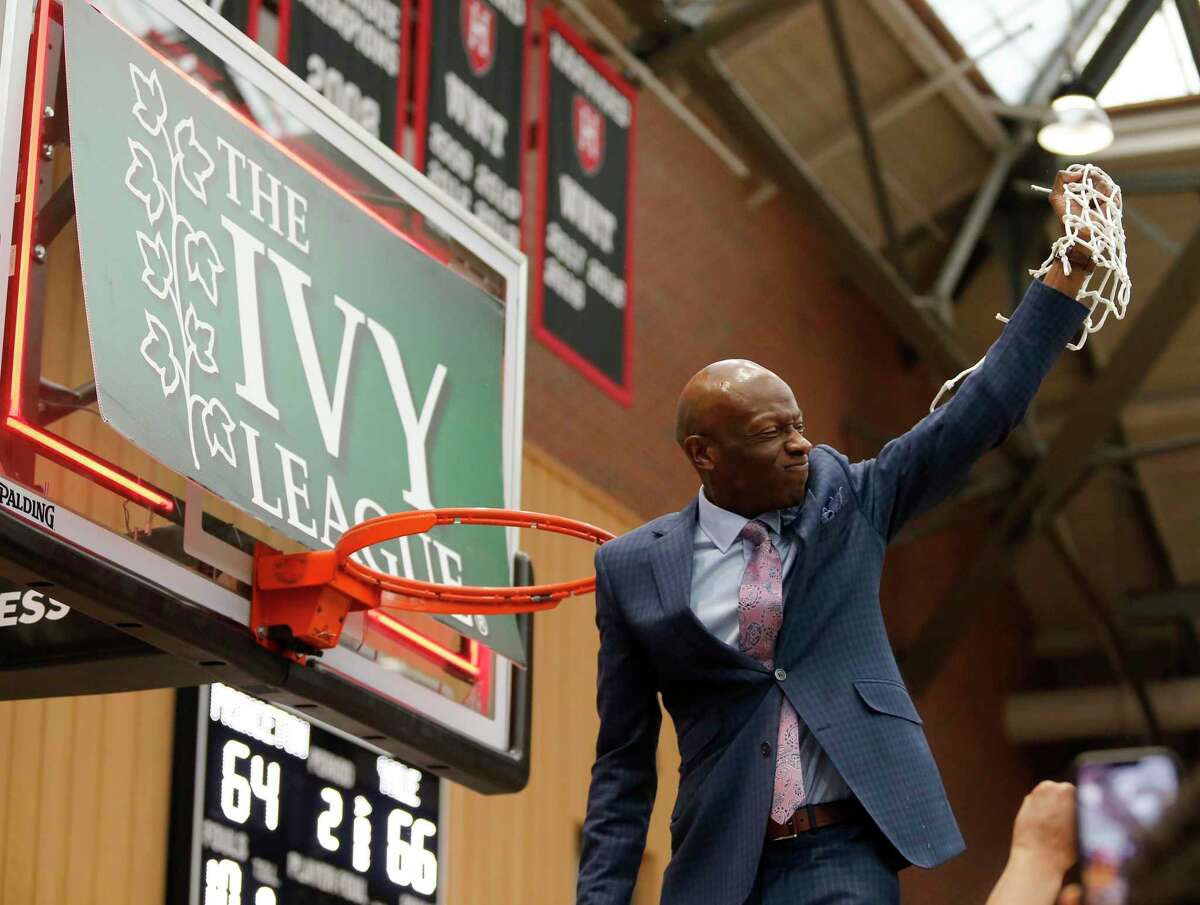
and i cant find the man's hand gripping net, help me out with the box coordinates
[929,164,1132,412]
[1028,163,1130,347]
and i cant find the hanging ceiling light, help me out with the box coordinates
[1037,82,1115,157]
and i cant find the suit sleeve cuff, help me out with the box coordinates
[1014,278,1090,348]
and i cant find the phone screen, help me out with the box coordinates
[1077,753,1179,905]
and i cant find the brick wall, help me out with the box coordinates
[525,94,1037,903]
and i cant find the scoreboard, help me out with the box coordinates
[172,685,444,905]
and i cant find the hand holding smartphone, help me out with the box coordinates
[1075,747,1181,905]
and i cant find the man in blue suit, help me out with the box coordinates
[576,171,1104,905]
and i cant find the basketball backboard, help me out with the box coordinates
[0,0,531,793]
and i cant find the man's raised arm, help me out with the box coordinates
[576,551,661,905]
[847,169,1098,541]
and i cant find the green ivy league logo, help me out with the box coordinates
[126,64,234,470]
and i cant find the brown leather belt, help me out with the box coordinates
[766,800,864,841]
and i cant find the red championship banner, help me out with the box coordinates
[413,0,531,251]
[276,0,411,151]
[534,8,636,405]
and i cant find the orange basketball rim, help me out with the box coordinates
[251,508,614,658]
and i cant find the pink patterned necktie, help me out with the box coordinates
[738,519,806,823]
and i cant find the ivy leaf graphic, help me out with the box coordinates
[139,312,180,397]
[175,118,215,203]
[124,139,166,224]
[185,305,218,374]
[136,231,173,300]
[129,65,167,137]
[183,228,223,307]
[201,398,237,467]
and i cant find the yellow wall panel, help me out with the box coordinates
[31,697,73,905]
[129,692,176,905]
[1,700,44,903]
[64,697,103,904]
[0,691,174,905]
[0,703,12,891]
[92,693,138,901]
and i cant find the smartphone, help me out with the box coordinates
[1074,747,1181,905]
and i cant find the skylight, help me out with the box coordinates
[924,0,1080,104]
[926,0,1200,108]
[1077,1,1200,106]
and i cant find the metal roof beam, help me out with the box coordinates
[866,0,1008,150]
[609,0,681,37]
[932,140,1033,302]
[1176,0,1200,83]
[1079,0,1165,96]
[1092,433,1200,466]
[1034,624,1185,659]
[1120,585,1200,620]
[684,53,968,378]
[808,24,1033,170]
[1047,515,1160,740]
[902,220,1200,695]
[892,430,1200,543]
[821,0,908,277]
[645,0,816,74]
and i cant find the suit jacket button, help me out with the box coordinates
[774,668,787,681]
[761,742,771,757]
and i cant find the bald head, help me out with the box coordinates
[674,360,811,516]
[675,360,784,446]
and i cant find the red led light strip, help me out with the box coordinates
[6,0,48,419]
[4,418,174,509]
[4,0,174,513]
[368,610,483,678]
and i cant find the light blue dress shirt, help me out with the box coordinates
[691,488,852,806]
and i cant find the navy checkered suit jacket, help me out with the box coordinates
[576,281,1088,905]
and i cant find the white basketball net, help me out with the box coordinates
[929,164,1131,412]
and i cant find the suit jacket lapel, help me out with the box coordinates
[776,485,819,662]
[650,498,765,671]
[649,499,697,626]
